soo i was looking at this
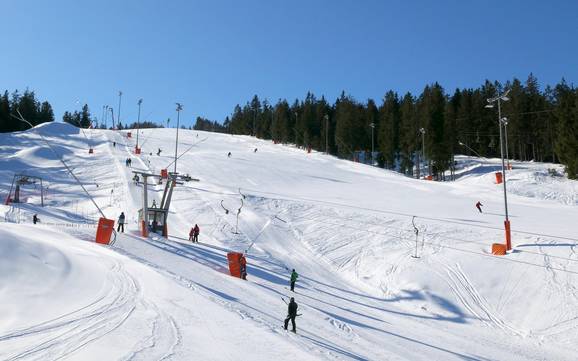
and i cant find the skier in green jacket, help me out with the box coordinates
[290,269,298,292]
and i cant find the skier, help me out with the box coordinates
[33,214,39,224]
[284,297,298,333]
[117,212,125,233]
[128,158,132,167]
[475,201,483,213]
[113,141,116,147]
[152,199,157,208]
[133,174,139,185]
[227,152,232,158]
[157,148,162,156]
[290,269,299,292]
[240,254,247,280]
[254,148,258,153]
[193,224,200,243]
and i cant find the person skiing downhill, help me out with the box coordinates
[476,201,483,213]
[290,269,299,292]
[157,148,162,156]
[117,212,126,232]
[284,297,298,333]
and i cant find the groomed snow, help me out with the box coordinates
[1,123,577,360]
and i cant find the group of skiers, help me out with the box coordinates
[284,269,300,332]
[125,158,132,167]
[189,224,200,243]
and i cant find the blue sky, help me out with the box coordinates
[1,0,576,127]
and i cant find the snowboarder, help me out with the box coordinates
[33,214,39,224]
[157,148,162,156]
[290,269,299,292]
[284,297,298,333]
[240,254,247,280]
[227,152,232,158]
[117,212,125,233]
[475,201,483,213]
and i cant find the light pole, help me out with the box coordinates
[136,99,142,153]
[117,91,122,129]
[104,105,109,129]
[458,141,482,158]
[485,89,511,250]
[174,103,183,174]
[324,114,329,154]
[294,112,298,147]
[502,117,511,170]
[109,106,115,129]
[369,123,375,165]
[419,128,426,178]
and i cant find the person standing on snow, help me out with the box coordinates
[240,254,247,280]
[193,224,200,243]
[33,214,39,224]
[117,212,126,232]
[284,297,298,333]
[290,269,299,292]
[475,201,483,213]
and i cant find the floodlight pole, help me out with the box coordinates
[117,91,122,129]
[420,128,426,178]
[136,99,142,151]
[487,90,511,250]
[174,103,183,174]
[369,123,375,165]
[324,114,329,154]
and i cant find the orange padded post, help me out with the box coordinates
[491,243,506,256]
[95,218,115,245]
[160,169,168,179]
[162,223,168,238]
[495,172,503,184]
[127,132,132,138]
[134,147,141,155]
[505,220,512,251]
[141,220,148,237]
[227,252,243,278]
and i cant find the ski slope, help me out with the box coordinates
[1,123,577,360]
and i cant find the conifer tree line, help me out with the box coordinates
[201,74,577,179]
[0,89,55,132]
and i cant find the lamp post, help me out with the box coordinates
[485,89,512,250]
[458,141,482,158]
[369,122,375,165]
[136,99,142,152]
[294,112,298,147]
[174,103,183,174]
[419,128,426,178]
[109,107,115,129]
[324,114,329,154]
[117,91,122,129]
[502,117,511,170]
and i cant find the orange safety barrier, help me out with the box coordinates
[495,172,503,184]
[227,252,245,278]
[505,220,512,250]
[95,218,115,245]
[134,147,141,155]
[160,169,168,179]
[127,132,132,138]
[425,175,433,181]
[491,243,507,256]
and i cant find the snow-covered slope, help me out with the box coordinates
[1,123,577,360]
